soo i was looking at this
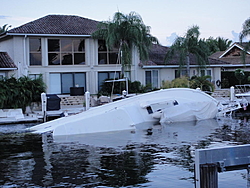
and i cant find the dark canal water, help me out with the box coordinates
[0,117,250,187]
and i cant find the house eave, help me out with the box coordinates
[6,33,91,38]
[0,68,17,70]
[142,65,206,69]
[141,64,250,69]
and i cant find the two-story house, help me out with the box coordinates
[0,15,141,95]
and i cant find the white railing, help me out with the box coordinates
[235,84,250,94]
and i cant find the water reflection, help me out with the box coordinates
[0,118,250,187]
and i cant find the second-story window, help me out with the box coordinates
[98,40,119,64]
[29,38,42,66]
[48,39,85,65]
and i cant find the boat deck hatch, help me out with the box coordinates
[146,106,153,114]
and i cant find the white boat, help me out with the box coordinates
[28,88,219,136]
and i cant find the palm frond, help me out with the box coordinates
[240,17,250,42]
[91,11,158,73]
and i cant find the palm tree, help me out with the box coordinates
[205,37,232,55]
[205,37,220,55]
[165,25,209,78]
[239,17,250,64]
[92,11,158,74]
[0,24,11,34]
[190,75,214,92]
[234,69,245,85]
[216,37,232,51]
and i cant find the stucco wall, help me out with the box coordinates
[0,35,226,94]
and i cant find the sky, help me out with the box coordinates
[0,0,249,46]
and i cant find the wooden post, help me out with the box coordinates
[200,163,218,188]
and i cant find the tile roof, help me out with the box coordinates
[145,44,210,66]
[8,15,100,35]
[144,42,250,67]
[147,44,168,65]
[208,43,250,65]
[0,52,17,68]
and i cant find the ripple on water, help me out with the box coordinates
[0,117,250,187]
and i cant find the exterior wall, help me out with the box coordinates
[0,36,28,78]
[137,67,175,88]
[139,66,223,89]
[159,68,175,82]
[2,34,241,93]
[136,68,145,86]
[212,67,221,89]
[131,45,140,81]
[26,36,123,95]
[0,37,18,77]
[0,37,15,58]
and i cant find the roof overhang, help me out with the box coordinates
[142,65,207,69]
[141,64,250,69]
[0,68,17,70]
[6,33,91,37]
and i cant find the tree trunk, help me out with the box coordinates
[186,54,190,78]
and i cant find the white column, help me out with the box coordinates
[41,92,47,122]
[230,86,235,101]
[85,91,90,110]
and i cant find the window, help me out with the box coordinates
[200,70,205,77]
[61,73,73,93]
[124,71,131,80]
[175,69,187,78]
[29,38,42,65]
[146,70,158,88]
[29,74,41,79]
[201,69,212,81]
[48,39,85,65]
[61,73,86,94]
[49,73,86,94]
[98,40,119,64]
[98,72,120,90]
[200,69,211,77]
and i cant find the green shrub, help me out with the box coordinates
[161,77,189,89]
[98,79,152,96]
[190,75,214,92]
[161,76,214,92]
[0,75,46,112]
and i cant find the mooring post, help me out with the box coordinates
[200,163,218,188]
[230,86,235,101]
[41,92,47,122]
[85,91,90,111]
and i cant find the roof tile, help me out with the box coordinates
[8,15,99,35]
[0,52,17,68]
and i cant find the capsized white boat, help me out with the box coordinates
[158,100,218,123]
[28,88,219,136]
